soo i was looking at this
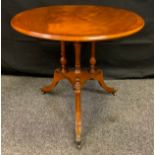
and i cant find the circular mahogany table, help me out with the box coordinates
[11,5,144,147]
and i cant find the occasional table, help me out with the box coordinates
[11,5,144,147]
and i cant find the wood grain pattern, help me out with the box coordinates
[11,5,144,42]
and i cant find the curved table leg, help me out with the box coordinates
[41,41,67,94]
[96,71,117,95]
[89,42,116,95]
[41,70,63,94]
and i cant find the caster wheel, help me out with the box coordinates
[75,136,81,149]
[76,141,81,149]
[40,86,52,94]
[112,88,117,96]
[40,88,47,94]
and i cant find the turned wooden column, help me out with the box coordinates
[89,41,96,73]
[74,42,81,74]
[60,41,67,72]
[74,42,82,146]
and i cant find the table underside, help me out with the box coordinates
[41,41,116,148]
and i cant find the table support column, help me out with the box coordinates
[74,42,81,74]
[89,41,96,73]
[60,41,67,72]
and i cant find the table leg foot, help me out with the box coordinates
[95,70,117,95]
[41,70,62,94]
[98,80,117,95]
[111,88,117,96]
[41,80,58,94]
[75,137,81,149]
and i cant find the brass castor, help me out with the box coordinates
[40,88,47,94]
[75,140,81,149]
[75,135,82,149]
[112,88,117,96]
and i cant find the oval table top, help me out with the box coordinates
[11,5,144,42]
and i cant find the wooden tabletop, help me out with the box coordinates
[11,5,144,42]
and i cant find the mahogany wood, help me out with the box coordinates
[11,5,144,148]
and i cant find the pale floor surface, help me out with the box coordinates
[2,75,153,155]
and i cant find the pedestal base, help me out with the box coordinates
[41,68,116,147]
[41,41,117,148]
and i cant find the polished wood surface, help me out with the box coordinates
[11,5,144,41]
